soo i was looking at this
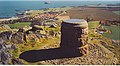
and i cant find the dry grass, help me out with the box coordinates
[100,37,120,64]
[88,21,100,29]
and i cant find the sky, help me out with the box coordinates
[0,0,120,1]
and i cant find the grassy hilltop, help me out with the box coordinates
[0,6,120,65]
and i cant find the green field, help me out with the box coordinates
[8,22,31,29]
[102,25,120,40]
[88,21,120,40]
[113,11,120,15]
[88,21,100,29]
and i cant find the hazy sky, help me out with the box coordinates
[0,0,119,1]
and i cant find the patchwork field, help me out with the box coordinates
[8,22,31,29]
[88,20,120,40]
[88,21,100,29]
[112,11,120,15]
[102,25,120,40]
[66,7,119,21]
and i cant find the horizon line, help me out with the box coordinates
[0,0,119,1]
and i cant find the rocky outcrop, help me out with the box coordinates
[0,39,23,65]
[11,58,23,65]
[17,28,25,33]
[112,40,120,45]
[25,25,43,34]
[49,30,55,37]
[26,33,39,42]
[0,26,49,44]
[11,32,25,44]
[0,24,12,31]
[0,30,25,44]
[0,31,12,42]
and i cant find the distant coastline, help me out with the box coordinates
[0,1,119,18]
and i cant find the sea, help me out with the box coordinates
[0,1,119,18]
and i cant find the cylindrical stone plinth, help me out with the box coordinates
[60,19,89,55]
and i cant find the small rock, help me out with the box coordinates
[11,44,17,50]
[17,28,24,33]
[1,51,10,65]
[11,33,24,44]
[11,58,23,65]
[0,31,12,42]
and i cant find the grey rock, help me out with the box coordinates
[1,51,10,65]
[11,58,23,65]
[0,37,19,65]
[11,33,24,44]
[0,31,12,42]
[0,24,12,31]
[5,44,12,49]
[49,24,56,28]
[17,28,24,33]
[11,44,17,50]
[49,30,55,37]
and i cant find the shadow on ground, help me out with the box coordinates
[19,48,82,63]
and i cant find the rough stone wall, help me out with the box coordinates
[60,19,89,55]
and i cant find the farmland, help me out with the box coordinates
[88,20,120,40]
[102,25,120,40]
[113,11,120,15]
[88,21,100,29]
[67,7,119,21]
[8,22,31,29]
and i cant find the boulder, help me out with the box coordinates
[0,44,2,50]
[11,44,17,50]
[25,25,43,34]
[0,42,8,50]
[39,30,46,35]
[49,30,55,37]
[4,44,12,49]
[26,34,39,42]
[11,58,23,65]
[31,25,43,31]
[55,32,61,38]
[1,51,10,65]
[23,26,32,32]
[49,24,57,28]
[0,31,12,42]
[0,38,18,65]
[0,24,12,31]
[36,33,49,39]
[11,32,24,44]
[17,28,24,33]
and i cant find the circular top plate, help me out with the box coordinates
[64,19,86,23]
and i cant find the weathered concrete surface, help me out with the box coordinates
[60,19,89,55]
